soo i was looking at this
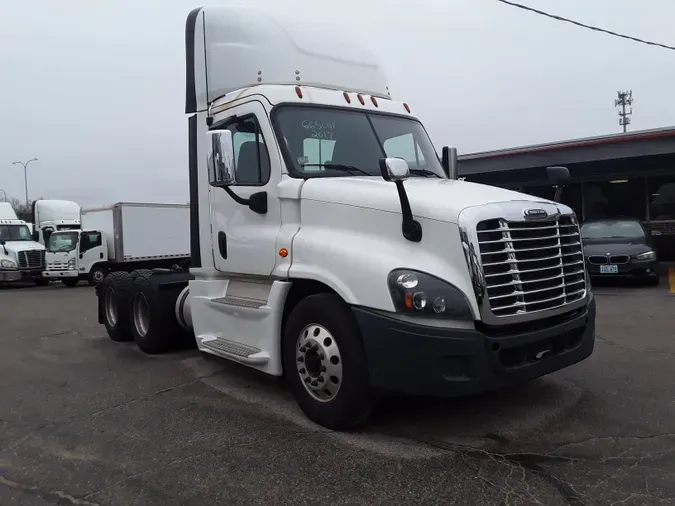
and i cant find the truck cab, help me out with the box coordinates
[0,202,47,285]
[31,199,81,247]
[96,5,595,430]
[43,229,105,286]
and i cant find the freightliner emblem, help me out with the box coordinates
[524,208,548,219]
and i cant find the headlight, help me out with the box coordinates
[0,259,17,268]
[67,258,76,268]
[636,250,656,261]
[387,269,474,320]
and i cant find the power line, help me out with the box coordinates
[495,0,675,52]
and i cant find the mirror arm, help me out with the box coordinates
[221,186,268,215]
[394,181,422,242]
[553,185,564,203]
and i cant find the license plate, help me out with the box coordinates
[600,264,618,274]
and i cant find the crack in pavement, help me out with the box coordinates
[0,475,100,506]
[0,367,229,449]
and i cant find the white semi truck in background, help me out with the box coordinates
[44,202,190,286]
[95,6,596,430]
[0,202,47,285]
[31,199,81,246]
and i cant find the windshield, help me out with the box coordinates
[273,106,446,178]
[47,232,79,252]
[0,224,32,242]
[581,221,645,240]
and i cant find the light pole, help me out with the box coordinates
[12,158,38,205]
[0,189,6,202]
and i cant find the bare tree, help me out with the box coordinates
[5,196,44,222]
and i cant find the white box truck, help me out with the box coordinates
[44,202,190,286]
[0,202,47,285]
[31,199,81,246]
[95,6,596,430]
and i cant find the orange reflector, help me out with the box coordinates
[343,92,351,103]
[404,292,413,309]
[370,96,378,107]
[295,86,303,99]
[279,248,288,258]
[357,94,365,105]
[403,103,411,113]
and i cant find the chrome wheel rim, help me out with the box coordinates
[133,293,150,338]
[93,269,104,283]
[296,324,343,402]
[104,287,117,327]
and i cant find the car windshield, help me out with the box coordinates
[581,221,645,240]
[273,106,446,178]
[0,224,32,242]
[47,231,79,252]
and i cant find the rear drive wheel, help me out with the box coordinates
[61,278,79,287]
[101,271,133,342]
[129,273,181,354]
[88,265,107,286]
[283,293,373,430]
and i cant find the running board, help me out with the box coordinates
[201,337,270,365]
[210,296,266,309]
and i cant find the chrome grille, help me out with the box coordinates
[588,255,608,265]
[18,250,46,269]
[610,255,629,264]
[477,215,586,317]
[588,254,630,265]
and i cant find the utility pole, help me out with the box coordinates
[12,158,38,205]
[614,90,633,133]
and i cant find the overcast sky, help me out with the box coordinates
[1,0,673,206]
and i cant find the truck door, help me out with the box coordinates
[79,231,104,273]
[209,100,282,276]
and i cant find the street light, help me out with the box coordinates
[12,158,38,205]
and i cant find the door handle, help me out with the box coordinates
[218,231,227,259]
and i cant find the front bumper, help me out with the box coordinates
[0,269,22,282]
[353,296,596,398]
[586,260,658,279]
[43,269,79,279]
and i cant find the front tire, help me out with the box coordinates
[34,277,50,287]
[88,265,107,286]
[283,293,373,430]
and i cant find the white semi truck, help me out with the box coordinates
[95,6,596,430]
[0,202,47,285]
[31,199,81,246]
[44,202,190,286]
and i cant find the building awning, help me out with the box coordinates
[458,126,675,175]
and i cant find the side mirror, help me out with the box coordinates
[207,130,236,186]
[546,166,570,185]
[379,157,410,182]
[441,146,458,180]
[32,231,39,242]
[0,239,5,246]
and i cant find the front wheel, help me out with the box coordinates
[88,265,107,286]
[283,293,373,430]
[34,277,50,287]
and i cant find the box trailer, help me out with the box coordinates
[44,202,190,286]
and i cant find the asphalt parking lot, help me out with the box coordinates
[1,277,674,506]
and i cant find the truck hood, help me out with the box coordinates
[300,177,555,222]
[2,241,45,255]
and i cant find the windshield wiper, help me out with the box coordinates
[301,163,371,177]
[409,168,441,178]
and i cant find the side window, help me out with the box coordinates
[227,117,271,186]
[80,232,101,253]
[383,133,426,169]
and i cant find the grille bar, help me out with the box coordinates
[477,215,586,318]
[17,250,46,269]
